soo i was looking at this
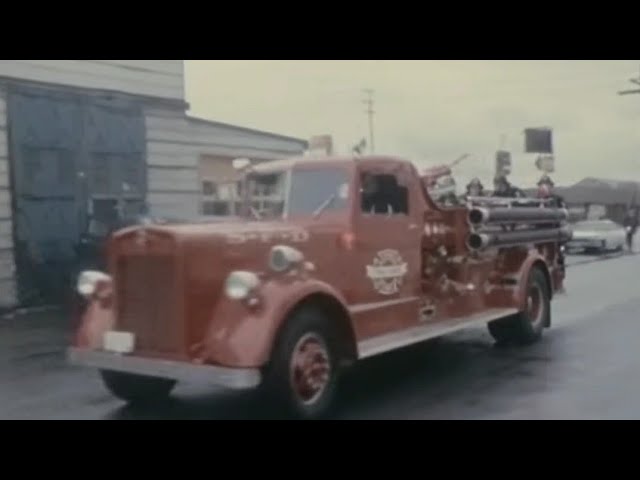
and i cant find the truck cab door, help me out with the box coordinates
[349,163,424,339]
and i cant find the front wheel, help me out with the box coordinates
[488,267,550,346]
[99,370,176,405]
[261,307,340,419]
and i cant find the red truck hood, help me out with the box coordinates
[111,219,311,258]
[157,220,310,244]
[108,220,313,358]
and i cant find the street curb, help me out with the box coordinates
[567,250,640,268]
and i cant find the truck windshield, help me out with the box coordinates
[244,167,349,220]
[288,168,349,217]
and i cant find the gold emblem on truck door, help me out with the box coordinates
[366,249,408,295]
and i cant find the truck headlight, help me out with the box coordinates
[224,271,260,300]
[269,245,304,272]
[77,271,112,298]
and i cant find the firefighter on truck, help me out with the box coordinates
[68,155,570,419]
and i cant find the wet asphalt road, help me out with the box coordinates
[2,250,640,420]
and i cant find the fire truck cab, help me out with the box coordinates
[68,155,569,419]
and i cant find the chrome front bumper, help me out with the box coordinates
[67,347,261,390]
[567,239,605,249]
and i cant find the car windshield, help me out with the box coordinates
[243,167,350,220]
[575,221,617,231]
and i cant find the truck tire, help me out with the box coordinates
[261,307,340,420]
[488,267,550,345]
[99,370,176,405]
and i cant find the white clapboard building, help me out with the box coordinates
[0,60,308,309]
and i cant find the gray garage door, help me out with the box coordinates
[7,85,146,305]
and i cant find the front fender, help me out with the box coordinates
[200,277,349,369]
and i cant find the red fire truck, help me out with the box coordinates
[68,155,570,419]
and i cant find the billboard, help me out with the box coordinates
[495,150,512,176]
[525,128,553,154]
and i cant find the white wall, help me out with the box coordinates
[0,60,184,101]
[144,109,307,218]
[144,109,199,218]
[0,89,16,308]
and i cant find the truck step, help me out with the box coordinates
[357,307,519,359]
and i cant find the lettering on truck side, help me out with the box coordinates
[225,228,310,244]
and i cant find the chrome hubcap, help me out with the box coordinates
[289,333,331,405]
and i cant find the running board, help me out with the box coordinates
[357,307,519,359]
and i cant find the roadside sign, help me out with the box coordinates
[525,128,553,154]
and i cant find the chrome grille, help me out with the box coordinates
[116,255,181,354]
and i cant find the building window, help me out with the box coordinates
[201,179,242,216]
[202,181,216,196]
[202,200,230,216]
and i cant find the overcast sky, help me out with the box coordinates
[185,60,640,188]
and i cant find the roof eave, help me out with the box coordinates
[185,115,309,147]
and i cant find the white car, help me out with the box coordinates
[567,219,626,253]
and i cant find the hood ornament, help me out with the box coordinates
[135,228,148,247]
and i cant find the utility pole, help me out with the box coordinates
[363,89,375,154]
[499,133,507,149]
[618,65,640,96]
[618,66,640,224]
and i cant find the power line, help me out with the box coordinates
[618,65,640,95]
[363,89,375,154]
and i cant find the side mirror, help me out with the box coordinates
[233,158,251,171]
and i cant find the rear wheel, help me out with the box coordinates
[99,370,176,405]
[261,307,341,420]
[488,267,550,345]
